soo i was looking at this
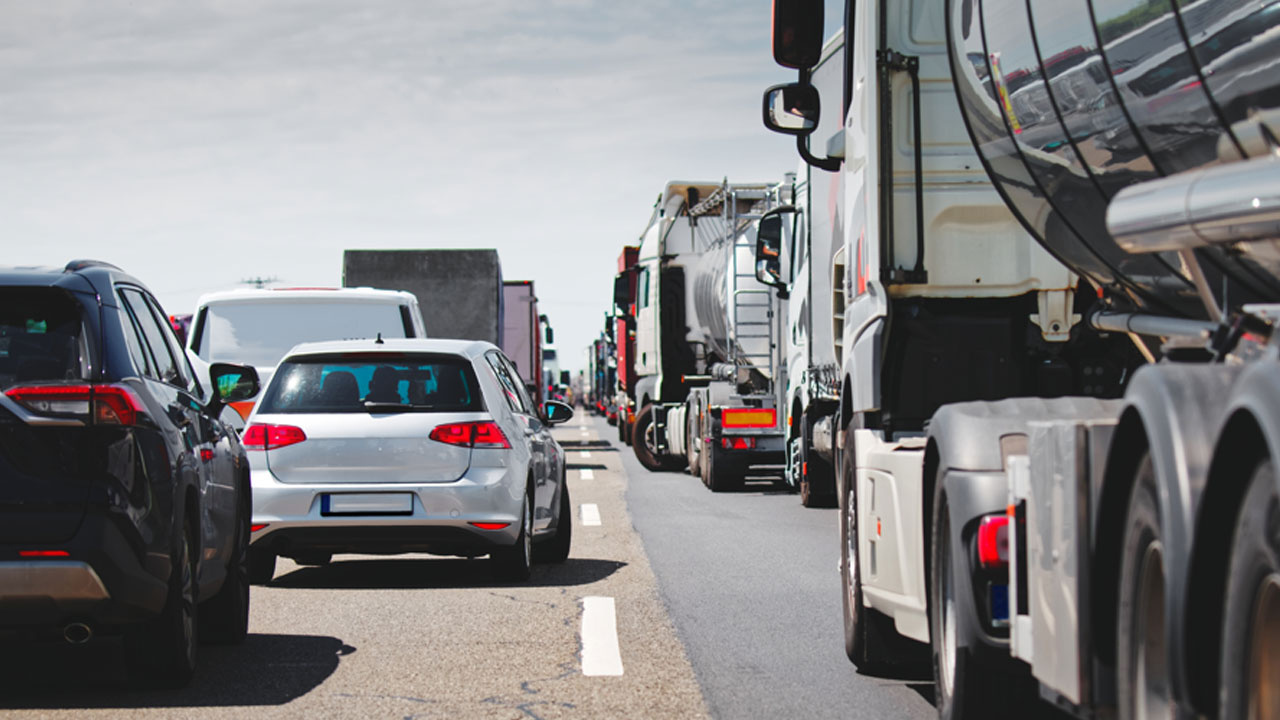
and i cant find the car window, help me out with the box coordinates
[120,288,183,387]
[258,353,483,414]
[498,353,538,413]
[484,352,529,415]
[119,301,154,379]
[192,300,410,367]
[140,292,198,394]
[0,288,90,390]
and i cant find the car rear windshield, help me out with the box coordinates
[257,354,484,414]
[0,288,91,391]
[191,300,412,368]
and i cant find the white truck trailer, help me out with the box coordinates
[763,0,1280,717]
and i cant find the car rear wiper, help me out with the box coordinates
[363,401,413,411]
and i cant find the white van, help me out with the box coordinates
[186,287,426,425]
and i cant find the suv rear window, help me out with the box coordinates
[0,289,90,390]
[258,354,483,414]
[191,300,411,368]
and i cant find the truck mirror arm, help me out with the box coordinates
[797,134,841,173]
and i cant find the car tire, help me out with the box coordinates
[1117,454,1174,720]
[799,413,835,508]
[492,491,533,582]
[248,547,276,585]
[534,480,572,564]
[1218,459,1280,720]
[127,515,199,689]
[199,490,251,645]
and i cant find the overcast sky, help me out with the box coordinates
[0,1,841,372]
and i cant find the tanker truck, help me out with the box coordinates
[630,180,790,491]
[763,0,1280,718]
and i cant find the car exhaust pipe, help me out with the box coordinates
[62,622,93,645]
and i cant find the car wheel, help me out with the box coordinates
[1219,459,1280,720]
[534,480,572,564]
[127,515,199,688]
[492,490,533,581]
[199,489,251,645]
[247,547,276,585]
[1118,454,1173,720]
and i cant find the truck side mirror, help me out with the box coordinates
[772,0,824,70]
[755,210,791,299]
[763,82,820,136]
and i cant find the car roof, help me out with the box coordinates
[193,286,417,307]
[280,338,496,361]
[0,260,148,301]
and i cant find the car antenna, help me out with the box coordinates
[375,332,384,344]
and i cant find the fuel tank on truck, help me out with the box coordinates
[946,0,1280,316]
[687,221,776,380]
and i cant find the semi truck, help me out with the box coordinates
[630,180,790,491]
[612,246,640,445]
[762,0,1280,718]
[502,280,544,404]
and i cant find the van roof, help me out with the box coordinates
[194,286,417,307]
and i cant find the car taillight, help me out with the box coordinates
[977,514,1010,568]
[5,384,142,426]
[429,421,511,449]
[721,408,776,428]
[242,423,307,450]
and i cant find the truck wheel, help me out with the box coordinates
[1219,459,1280,720]
[931,486,1029,718]
[686,408,703,478]
[1118,454,1174,720]
[618,413,629,444]
[703,442,744,492]
[534,478,572,564]
[632,404,666,471]
[491,490,533,581]
[127,515,199,688]
[199,489,251,645]
[799,413,835,508]
[840,425,911,673]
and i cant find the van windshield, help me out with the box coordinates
[192,301,409,367]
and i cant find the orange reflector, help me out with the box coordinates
[250,524,268,533]
[721,408,776,428]
[469,522,511,530]
[230,401,256,421]
[19,550,69,557]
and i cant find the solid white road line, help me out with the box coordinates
[580,503,602,526]
[581,596,624,676]
[579,468,595,480]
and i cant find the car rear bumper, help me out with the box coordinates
[250,465,524,557]
[0,510,168,630]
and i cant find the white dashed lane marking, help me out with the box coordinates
[579,468,595,480]
[580,503,601,526]
[581,596,624,676]
[580,451,592,458]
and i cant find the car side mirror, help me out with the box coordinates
[771,0,824,70]
[756,208,792,299]
[208,363,260,412]
[542,400,574,425]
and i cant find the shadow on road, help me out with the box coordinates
[270,555,627,590]
[0,632,350,708]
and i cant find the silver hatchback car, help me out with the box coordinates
[243,338,573,582]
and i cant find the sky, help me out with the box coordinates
[0,1,842,373]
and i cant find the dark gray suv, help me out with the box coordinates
[0,260,259,688]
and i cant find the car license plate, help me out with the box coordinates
[321,493,413,516]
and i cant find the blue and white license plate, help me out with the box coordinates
[989,583,1010,625]
[321,493,413,516]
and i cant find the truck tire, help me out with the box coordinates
[632,404,666,471]
[491,490,533,582]
[931,485,1031,718]
[687,402,703,478]
[199,489,251,645]
[127,515,199,688]
[1218,459,1280,720]
[1117,454,1174,719]
[618,413,630,444]
[799,413,835,508]
[534,477,572,564]
[840,424,915,673]
[702,441,744,492]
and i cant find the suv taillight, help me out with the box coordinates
[5,384,142,426]
[242,423,307,450]
[429,421,511,449]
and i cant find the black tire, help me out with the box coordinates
[702,440,744,492]
[686,403,703,479]
[1117,454,1174,720]
[799,413,835,508]
[931,485,1031,718]
[1219,459,1280,720]
[247,547,276,585]
[491,490,533,581]
[199,489,251,645]
[127,515,199,688]
[633,403,665,471]
[839,425,910,673]
[534,479,572,564]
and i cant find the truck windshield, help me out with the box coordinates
[258,354,483,414]
[192,301,408,367]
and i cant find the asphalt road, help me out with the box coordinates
[0,408,940,719]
